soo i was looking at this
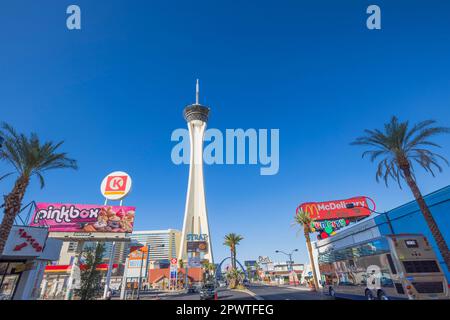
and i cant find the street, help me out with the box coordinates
[130,284,332,300]
[137,288,255,300]
[246,284,332,300]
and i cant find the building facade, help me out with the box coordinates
[129,229,181,264]
[374,185,450,280]
[311,185,450,287]
[0,225,62,300]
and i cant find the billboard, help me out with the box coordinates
[30,203,135,235]
[187,241,208,253]
[298,196,373,221]
[188,256,201,268]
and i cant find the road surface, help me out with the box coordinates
[138,288,255,300]
[246,284,332,300]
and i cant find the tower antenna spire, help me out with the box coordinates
[196,79,200,105]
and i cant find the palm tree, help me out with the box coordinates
[0,123,78,254]
[351,116,450,270]
[226,268,244,288]
[202,261,216,283]
[223,233,244,270]
[293,208,319,290]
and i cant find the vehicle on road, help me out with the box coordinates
[200,283,217,300]
[319,234,449,300]
[187,286,198,293]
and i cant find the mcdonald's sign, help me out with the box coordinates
[297,196,374,221]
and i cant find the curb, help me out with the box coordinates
[231,288,264,301]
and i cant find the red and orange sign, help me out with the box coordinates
[104,175,128,195]
[297,196,374,221]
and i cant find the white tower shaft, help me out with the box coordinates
[179,81,213,265]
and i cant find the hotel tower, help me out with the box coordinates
[178,80,214,265]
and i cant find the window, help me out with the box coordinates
[67,242,78,252]
[403,260,440,273]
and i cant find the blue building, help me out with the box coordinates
[375,185,450,280]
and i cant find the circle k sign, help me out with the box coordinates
[101,171,132,201]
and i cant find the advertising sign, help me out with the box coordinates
[187,241,208,253]
[100,171,132,201]
[298,196,374,221]
[188,256,201,268]
[2,226,49,257]
[30,203,135,235]
[127,246,147,269]
[310,218,351,239]
[186,233,208,241]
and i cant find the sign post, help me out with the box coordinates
[169,258,178,290]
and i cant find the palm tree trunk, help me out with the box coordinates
[0,175,30,254]
[304,229,319,291]
[231,247,236,270]
[401,166,450,271]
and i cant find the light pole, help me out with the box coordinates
[345,203,395,234]
[136,246,146,300]
[275,249,299,286]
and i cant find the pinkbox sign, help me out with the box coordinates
[30,203,135,233]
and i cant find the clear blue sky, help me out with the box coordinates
[1,0,450,265]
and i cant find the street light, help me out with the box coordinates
[345,203,395,234]
[275,249,299,286]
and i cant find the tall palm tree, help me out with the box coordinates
[293,208,319,290]
[223,233,243,270]
[0,123,78,254]
[352,116,450,270]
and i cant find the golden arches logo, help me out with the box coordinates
[299,203,320,219]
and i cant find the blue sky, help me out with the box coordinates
[1,0,450,265]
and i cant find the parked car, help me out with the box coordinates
[200,283,217,300]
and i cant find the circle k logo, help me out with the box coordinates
[101,171,132,201]
[107,176,126,191]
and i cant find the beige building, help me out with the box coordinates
[129,229,181,263]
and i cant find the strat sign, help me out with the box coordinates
[298,196,374,221]
[101,171,132,201]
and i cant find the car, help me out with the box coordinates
[199,283,217,300]
[187,287,197,293]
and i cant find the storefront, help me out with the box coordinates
[0,225,62,300]
[41,263,119,299]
